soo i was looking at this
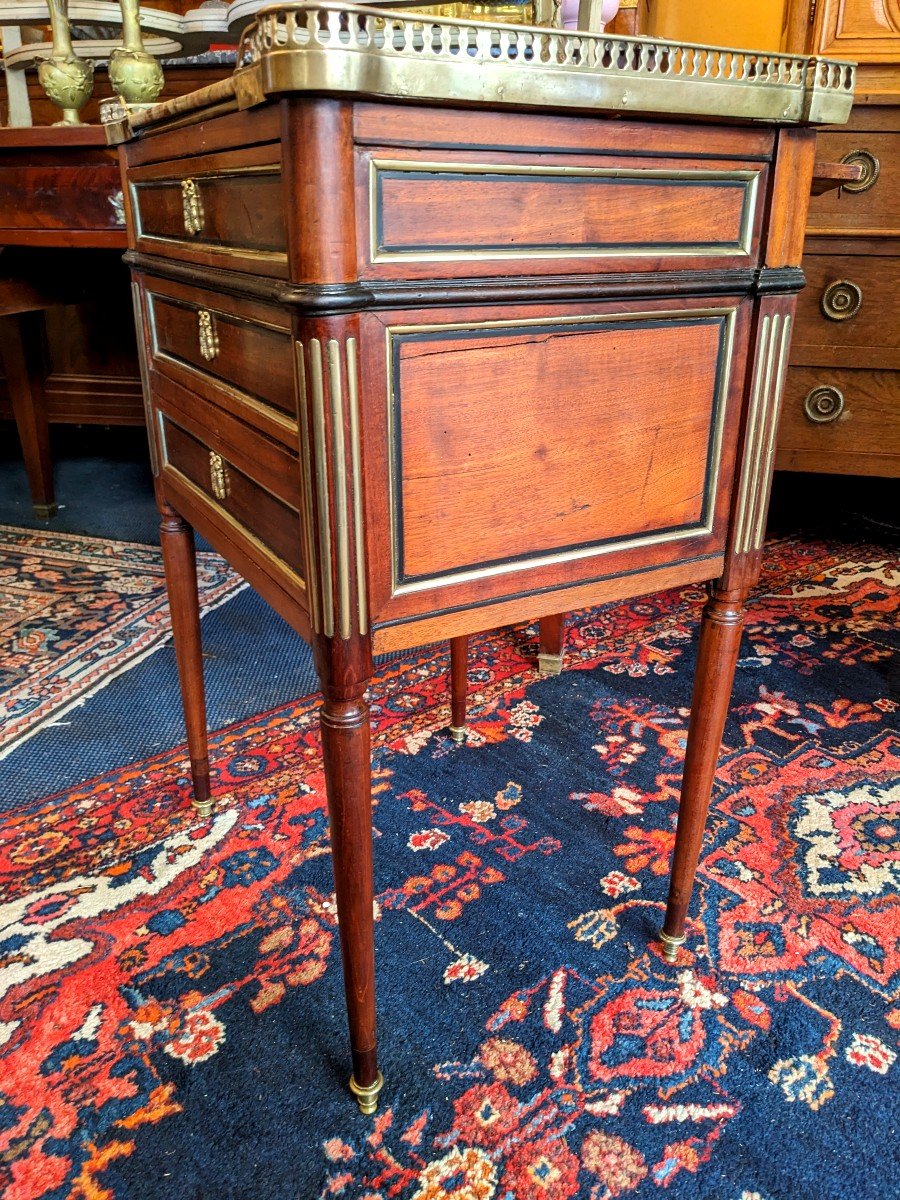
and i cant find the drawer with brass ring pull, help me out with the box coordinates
[790,255,900,371]
[776,366,900,476]
[807,130,899,236]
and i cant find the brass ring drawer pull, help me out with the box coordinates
[208,451,230,501]
[181,177,205,235]
[821,279,862,322]
[839,149,880,193]
[803,385,845,425]
[197,309,219,361]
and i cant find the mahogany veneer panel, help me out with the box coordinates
[146,279,296,422]
[161,416,304,572]
[392,313,728,582]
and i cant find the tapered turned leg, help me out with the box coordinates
[661,587,748,962]
[0,313,56,518]
[158,500,212,816]
[316,643,381,1113]
[449,635,468,743]
[538,613,566,675]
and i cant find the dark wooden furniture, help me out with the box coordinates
[779,0,900,476]
[108,0,855,1114]
[0,127,132,515]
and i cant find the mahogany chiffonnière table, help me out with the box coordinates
[105,2,856,1114]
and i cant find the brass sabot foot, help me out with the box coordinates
[537,652,564,676]
[192,798,214,818]
[659,929,686,964]
[350,1071,384,1115]
[448,725,467,744]
[33,503,58,520]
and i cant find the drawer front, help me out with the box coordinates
[360,151,765,279]
[146,279,296,433]
[0,165,124,242]
[159,410,305,575]
[807,131,899,236]
[777,366,900,475]
[792,255,900,370]
[130,145,287,277]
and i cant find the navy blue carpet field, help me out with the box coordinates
[0,425,898,1200]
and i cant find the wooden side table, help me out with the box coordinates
[107,1,856,1113]
[0,127,127,517]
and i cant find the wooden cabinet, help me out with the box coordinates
[779,0,900,476]
[110,3,853,1111]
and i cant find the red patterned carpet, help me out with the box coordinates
[0,533,897,1200]
[0,524,243,758]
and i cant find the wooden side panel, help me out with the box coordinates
[371,160,758,265]
[393,316,724,582]
[354,110,770,280]
[360,296,750,639]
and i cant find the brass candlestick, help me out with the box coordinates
[38,0,94,126]
[109,0,165,107]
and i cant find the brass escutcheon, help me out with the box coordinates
[197,309,219,361]
[821,279,862,322]
[208,450,230,500]
[840,149,880,194]
[803,385,845,425]
[181,177,204,234]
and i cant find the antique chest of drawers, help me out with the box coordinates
[106,1,855,1112]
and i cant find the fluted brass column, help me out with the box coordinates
[109,0,165,106]
[38,0,94,126]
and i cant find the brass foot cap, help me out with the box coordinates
[192,798,214,818]
[33,503,58,519]
[349,1070,384,1115]
[538,652,564,677]
[448,725,467,744]
[659,929,686,964]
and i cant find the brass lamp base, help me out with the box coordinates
[659,929,686,964]
[349,1071,384,1115]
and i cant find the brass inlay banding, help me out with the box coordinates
[327,340,352,641]
[346,337,368,637]
[733,312,792,555]
[295,342,321,634]
[308,339,335,638]
[369,158,760,265]
[130,283,158,476]
[386,307,736,596]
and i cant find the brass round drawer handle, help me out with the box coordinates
[821,279,862,322]
[840,149,880,193]
[803,385,845,425]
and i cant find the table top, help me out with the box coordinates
[105,0,857,145]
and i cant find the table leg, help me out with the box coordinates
[0,312,56,519]
[660,585,748,962]
[449,635,468,742]
[315,639,381,1114]
[158,499,212,817]
[538,613,567,675]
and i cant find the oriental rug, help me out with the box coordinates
[0,524,244,759]
[0,534,897,1200]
